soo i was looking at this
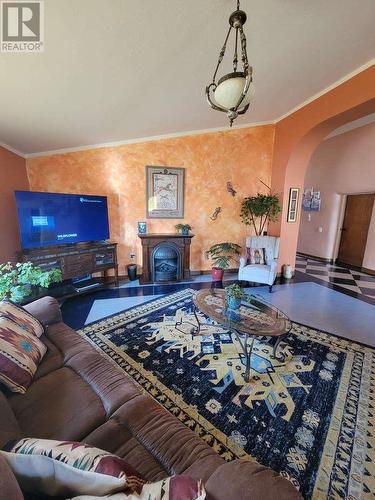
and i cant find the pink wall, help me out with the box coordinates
[0,146,29,263]
[297,122,375,270]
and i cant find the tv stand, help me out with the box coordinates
[17,242,119,299]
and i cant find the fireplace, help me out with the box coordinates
[138,233,194,284]
[152,243,181,282]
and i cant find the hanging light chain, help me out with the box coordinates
[239,26,249,76]
[233,28,239,71]
[213,25,232,83]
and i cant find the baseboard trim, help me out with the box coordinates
[362,267,375,276]
[297,252,334,264]
[120,270,239,281]
[191,268,239,276]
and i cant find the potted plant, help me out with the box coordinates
[225,283,246,310]
[175,223,192,236]
[0,262,62,303]
[205,242,241,281]
[240,193,281,235]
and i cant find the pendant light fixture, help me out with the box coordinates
[206,0,254,126]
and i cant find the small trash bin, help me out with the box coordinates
[127,264,137,281]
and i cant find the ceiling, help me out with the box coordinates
[1,0,374,156]
[326,112,375,139]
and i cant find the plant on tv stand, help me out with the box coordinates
[0,262,62,303]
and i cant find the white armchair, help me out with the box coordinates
[238,236,280,292]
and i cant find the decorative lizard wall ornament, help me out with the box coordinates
[226,182,237,197]
[210,207,222,220]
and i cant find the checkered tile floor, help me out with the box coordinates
[296,254,375,298]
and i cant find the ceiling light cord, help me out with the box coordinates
[237,0,240,11]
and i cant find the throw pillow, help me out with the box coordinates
[1,438,147,497]
[247,247,266,265]
[0,317,47,393]
[71,476,206,499]
[0,300,44,338]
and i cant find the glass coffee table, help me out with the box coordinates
[179,288,292,383]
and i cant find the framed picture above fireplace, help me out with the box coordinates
[146,166,185,219]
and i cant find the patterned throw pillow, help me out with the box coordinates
[0,317,47,393]
[71,476,206,499]
[247,247,266,265]
[1,438,206,499]
[1,438,147,497]
[0,300,44,337]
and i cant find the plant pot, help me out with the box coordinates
[127,264,137,281]
[181,228,190,236]
[227,297,242,310]
[211,268,224,281]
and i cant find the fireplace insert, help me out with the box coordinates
[152,243,181,282]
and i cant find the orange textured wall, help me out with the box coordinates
[0,146,29,263]
[26,125,275,273]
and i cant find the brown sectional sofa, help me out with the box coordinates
[0,296,301,499]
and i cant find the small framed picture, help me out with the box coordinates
[138,221,147,234]
[287,188,299,222]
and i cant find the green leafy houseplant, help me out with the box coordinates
[225,283,246,300]
[225,283,246,310]
[175,223,192,235]
[0,262,62,303]
[206,242,241,280]
[240,193,281,235]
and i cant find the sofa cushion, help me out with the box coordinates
[0,454,24,500]
[0,391,23,448]
[83,394,224,483]
[0,300,44,337]
[43,320,142,416]
[9,367,107,441]
[0,317,47,394]
[23,296,62,327]
[33,336,64,381]
[242,263,272,282]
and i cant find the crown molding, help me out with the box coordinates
[24,120,275,158]
[274,58,375,123]
[4,58,375,159]
[0,141,25,158]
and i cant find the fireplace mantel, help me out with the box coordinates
[138,233,194,284]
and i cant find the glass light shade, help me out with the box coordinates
[214,73,255,110]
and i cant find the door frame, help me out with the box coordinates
[334,191,375,265]
[333,194,347,261]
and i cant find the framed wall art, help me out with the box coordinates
[146,166,185,219]
[287,188,299,222]
[302,188,321,212]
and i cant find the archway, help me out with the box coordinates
[269,64,375,272]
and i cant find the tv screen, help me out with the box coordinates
[15,191,110,249]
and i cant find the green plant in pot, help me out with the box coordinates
[205,242,241,281]
[240,193,281,235]
[0,262,62,303]
[175,223,192,236]
[225,283,246,310]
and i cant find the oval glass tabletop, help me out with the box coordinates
[193,288,291,337]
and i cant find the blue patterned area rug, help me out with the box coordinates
[77,289,375,499]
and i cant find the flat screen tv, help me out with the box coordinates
[15,191,110,249]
